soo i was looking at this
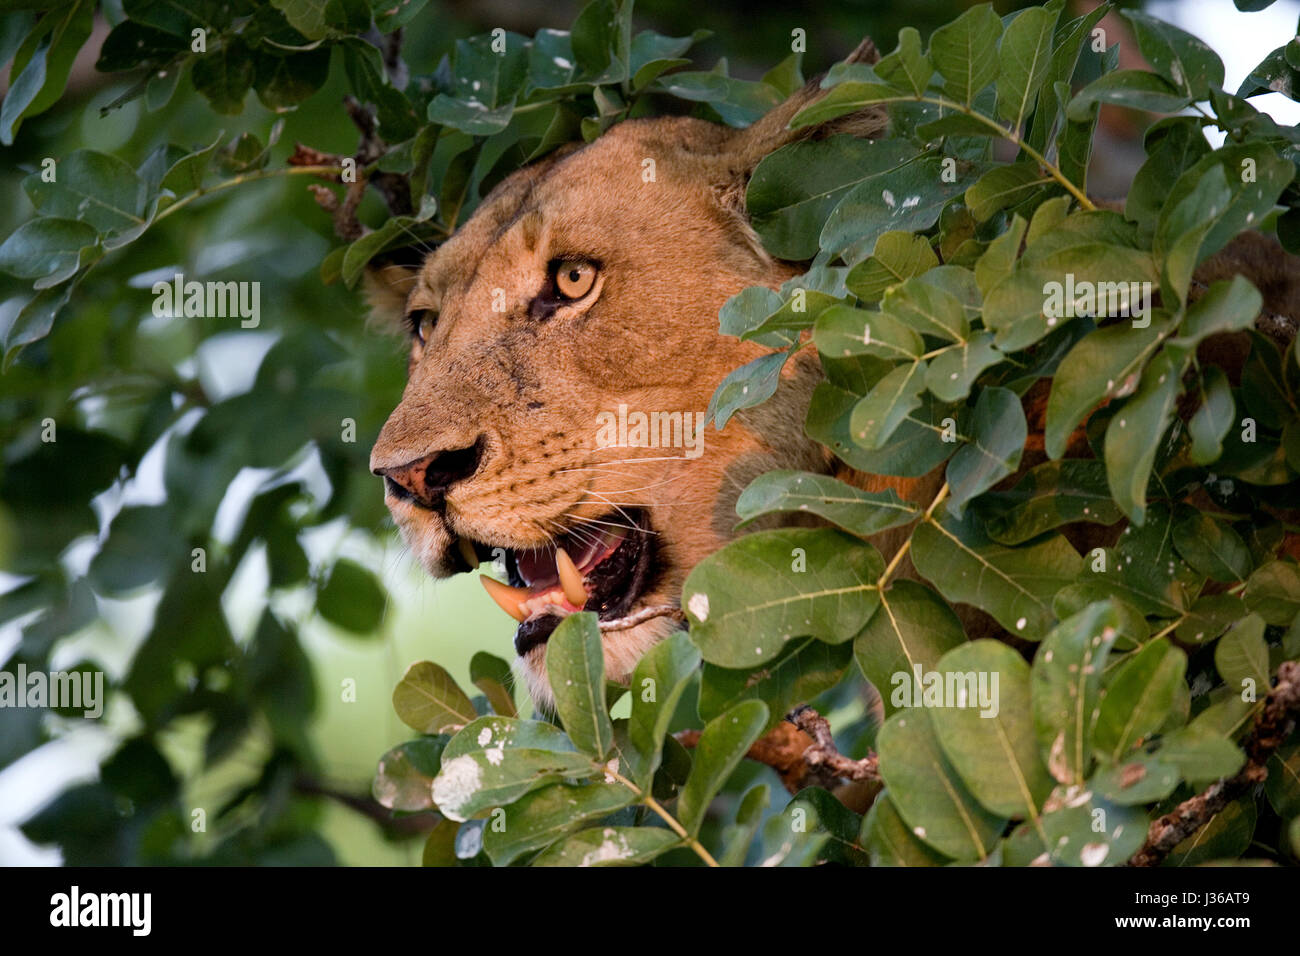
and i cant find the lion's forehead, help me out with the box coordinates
[416,117,733,305]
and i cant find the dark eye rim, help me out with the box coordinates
[404,308,435,341]
[547,257,601,301]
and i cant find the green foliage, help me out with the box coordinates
[3,0,1300,867]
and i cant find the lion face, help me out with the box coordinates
[370,82,884,703]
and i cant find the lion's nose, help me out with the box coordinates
[374,437,485,510]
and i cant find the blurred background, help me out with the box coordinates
[2,0,1299,866]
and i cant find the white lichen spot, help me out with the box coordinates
[431,755,483,822]
[1016,617,1027,630]
[688,592,709,622]
[882,189,896,208]
[580,828,634,866]
[1080,842,1110,867]
[477,727,493,747]
[485,745,504,766]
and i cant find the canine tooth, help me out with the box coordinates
[457,536,480,569]
[555,548,588,606]
[480,577,528,622]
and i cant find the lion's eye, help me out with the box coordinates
[554,260,598,300]
[408,309,436,344]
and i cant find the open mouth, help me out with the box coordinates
[451,510,658,656]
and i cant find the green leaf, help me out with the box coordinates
[975,214,1027,295]
[532,825,679,866]
[1090,754,1181,806]
[977,459,1123,545]
[1214,614,1270,698]
[735,470,919,538]
[23,149,147,236]
[930,640,1055,818]
[911,511,1082,640]
[1067,70,1189,121]
[191,37,253,115]
[875,27,931,97]
[470,651,517,718]
[676,700,768,836]
[482,781,633,865]
[1125,118,1213,234]
[876,708,1005,860]
[862,792,951,866]
[0,217,97,284]
[1031,602,1121,785]
[845,230,938,302]
[1175,593,1248,645]
[925,331,1003,402]
[1264,742,1300,818]
[683,528,883,667]
[719,784,770,867]
[271,0,332,40]
[546,613,614,760]
[699,638,851,733]
[253,47,330,112]
[1173,275,1263,347]
[1156,144,1294,283]
[1079,504,1199,618]
[996,5,1060,131]
[820,154,979,265]
[1041,785,1146,866]
[1188,366,1235,465]
[317,558,386,633]
[0,1,93,146]
[965,162,1052,222]
[855,580,967,716]
[1104,345,1187,525]
[850,359,928,450]
[624,630,700,788]
[706,348,790,430]
[1244,561,1300,625]
[159,133,224,196]
[1121,11,1224,102]
[785,787,869,866]
[806,382,958,479]
[928,3,1002,108]
[1093,639,1187,761]
[372,737,447,812]
[881,273,970,342]
[393,661,477,735]
[1044,318,1172,459]
[945,386,1026,517]
[814,305,923,362]
[432,719,594,821]
[1171,507,1252,583]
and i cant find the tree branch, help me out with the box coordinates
[1127,659,1300,867]
[293,775,440,838]
[677,706,880,796]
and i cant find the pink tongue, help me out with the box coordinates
[516,545,558,590]
[514,526,628,590]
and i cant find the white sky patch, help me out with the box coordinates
[1147,0,1300,147]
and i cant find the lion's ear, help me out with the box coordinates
[725,37,886,180]
[361,254,422,332]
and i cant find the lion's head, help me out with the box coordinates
[369,50,885,703]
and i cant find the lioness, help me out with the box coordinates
[367,42,1298,707]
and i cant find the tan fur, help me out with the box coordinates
[369,61,889,702]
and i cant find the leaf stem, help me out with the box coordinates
[876,480,950,588]
[153,164,344,224]
[609,769,720,867]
